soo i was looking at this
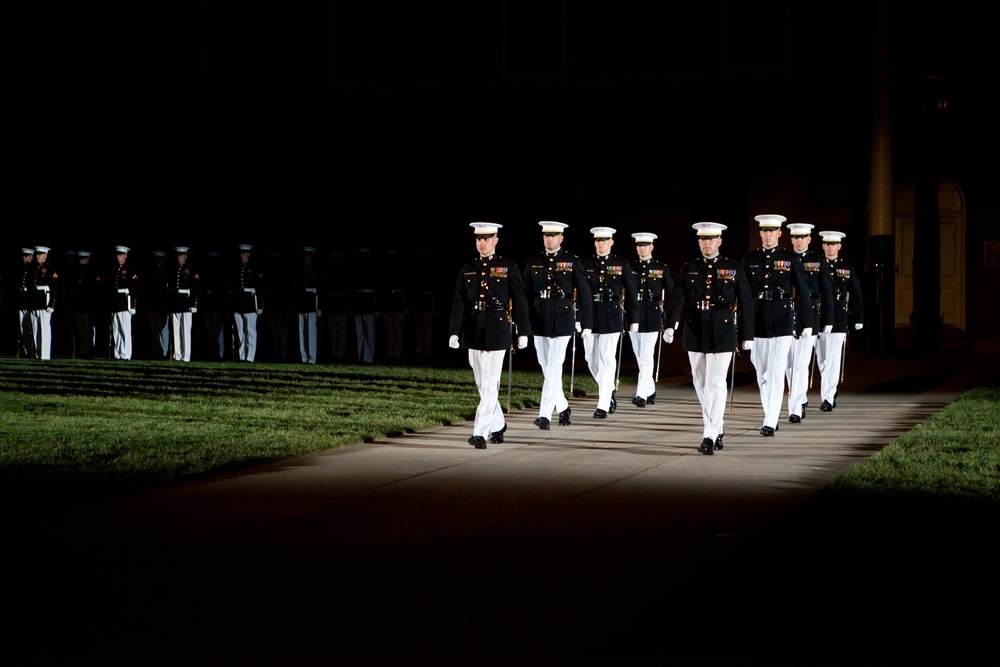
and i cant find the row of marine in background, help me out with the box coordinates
[2,243,445,365]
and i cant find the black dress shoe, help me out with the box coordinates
[593,409,608,419]
[714,435,723,450]
[631,396,646,408]
[788,414,802,423]
[533,417,551,430]
[468,435,487,449]
[801,402,808,413]
[820,400,833,412]
[698,437,714,455]
[558,407,571,426]
[489,424,507,444]
[646,393,656,405]
[608,396,617,414]
[760,426,775,436]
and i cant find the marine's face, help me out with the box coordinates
[594,238,614,254]
[790,235,811,253]
[476,234,499,256]
[759,228,781,248]
[823,242,841,260]
[698,237,722,257]
[542,233,562,253]
[635,243,653,261]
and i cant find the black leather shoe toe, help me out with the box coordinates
[699,437,714,455]
[533,417,551,430]
[820,400,833,412]
[646,393,656,405]
[632,396,646,408]
[468,436,487,449]
[593,409,607,419]
[714,435,723,450]
[788,414,801,423]
[760,426,775,436]
[558,408,571,426]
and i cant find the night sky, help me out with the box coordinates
[10,2,996,271]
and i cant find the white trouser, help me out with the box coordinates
[534,335,571,419]
[583,332,620,411]
[688,351,732,440]
[355,314,375,363]
[469,348,507,438]
[298,312,318,364]
[171,311,193,362]
[29,309,53,360]
[629,330,659,399]
[786,334,816,416]
[816,331,846,405]
[112,310,133,360]
[750,335,794,428]
[234,312,258,362]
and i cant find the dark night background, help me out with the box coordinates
[8,1,999,356]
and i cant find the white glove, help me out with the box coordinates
[256,309,263,315]
[517,336,528,349]
[823,325,833,334]
[629,322,639,332]
[189,307,197,314]
[854,323,863,330]
[448,334,460,349]
[575,321,582,333]
[45,307,54,313]
[580,328,592,339]
[742,340,753,350]
[316,310,322,317]
[128,308,136,315]
[801,327,812,337]
[662,328,674,344]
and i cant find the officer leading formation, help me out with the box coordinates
[448,223,532,449]
[7,220,863,456]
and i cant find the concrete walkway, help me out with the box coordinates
[8,348,994,666]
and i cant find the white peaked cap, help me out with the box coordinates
[590,226,616,238]
[539,221,568,233]
[237,244,253,251]
[819,231,847,243]
[692,222,727,237]
[470,222,502,235]
[786,223,815,236]
[175,246,190,254]
[116,246,130,253]
[35,246,51,253]
[754,214,787,228]
[632,232,657,243]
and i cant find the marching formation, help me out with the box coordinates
[448,216,864,453]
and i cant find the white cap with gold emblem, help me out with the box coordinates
[786,223,814,237]
[539,221,568,233]
[470,222,502,235]
[692,222,727,237]
[590,226,616,239]
[819,231,846,244]
[754,214,786,229]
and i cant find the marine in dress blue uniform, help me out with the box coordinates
[291,246,324,364]
[29,246,59,360]
[448,223,532,449]
[108,245,139,360]
[168,246,200,362]
[678,223,754,454]
[522,221,593,429]
[784,224,834,422]
[230,244,264,362]
[740,214,813,436]
[16,248,37,357]
[628,232,684,408]
[580,227,639,418]
[816,231,864,411]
